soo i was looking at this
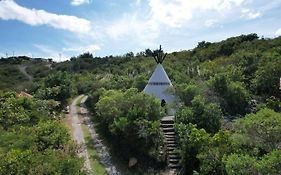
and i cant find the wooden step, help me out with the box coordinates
[161,122,174,126]
[169,160,181,164]
[162,128,175,132]
[169,154,180,159]
[167,144,176,147]
[161,115,175,120]
[167,146,177,149]
[168,163,181,168]
[165,135,175,139]
[164,132,176,136]
[167,147,176,151]
[168,149,180,156]
[169,151,180,155]
[162,115,175,119]
[169,158,180,163]
[161,124,174,128]
[167,145,177,148]
[168,154,181,159]
[165,140,176,144]
[166,142,176,145]
[167,144,177,147]
[162,143,177,147]
[162,127,175,132]
[168,150,178,154]
[165,137,176,141]
[166,137,176,141]
[166,141,176,145]
[165,134,175,138]
[161,120,174,125]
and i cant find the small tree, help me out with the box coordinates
[232,108,281,153]
[176,96,222,133]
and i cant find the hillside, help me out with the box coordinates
[0,33,281,174]
[0,57,53,91]
[51,33,281,113]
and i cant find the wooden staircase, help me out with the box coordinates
[161,116,181,173]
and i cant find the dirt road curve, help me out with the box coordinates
[70,95,92,172]
[18,65,33,82]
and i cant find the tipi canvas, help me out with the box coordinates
[143,46,176,115]
[143,63,174,104]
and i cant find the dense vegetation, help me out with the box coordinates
[95,89,165,164]
[0,92,85,175]
[0,33,280,174]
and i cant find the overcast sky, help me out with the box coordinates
[1,0,281,61]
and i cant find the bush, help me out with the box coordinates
[96,88,164,160]
[224,154,257,175]
[176,96,222,133]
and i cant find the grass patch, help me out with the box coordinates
[81,124,107,175]
[77,96,107,175]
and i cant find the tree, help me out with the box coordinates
[0,148,85,175]
[125,52,134,58]
[197,41,211,48]
[210,74,228,95]
[77,52,93,59]
[0,93,30,130]
[175,123,210,174]
[197,130,231,175]
[145,49,153,57]
[0,91,85,175]
[176,83,199,106]
[257,150,281,175]
[132,75,147,91]
[95,88,164,160]
[35,121,70,151]
[176,96,222,133]
[252,55,281,97]
[265,96,281,112]
[231,51,259,87]
[36,71,77,105]
[223,154,257,175]
[232,108,281,153]
[210,74,250,115]
[225,81,250,115]
[219,108,281,175]
[223,150,281,175]
[0,92,58,130]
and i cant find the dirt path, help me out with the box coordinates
[18,65,33,82]
[70,95,92,172]
[80,95,121,175]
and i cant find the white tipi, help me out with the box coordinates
[143,46,175,115]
